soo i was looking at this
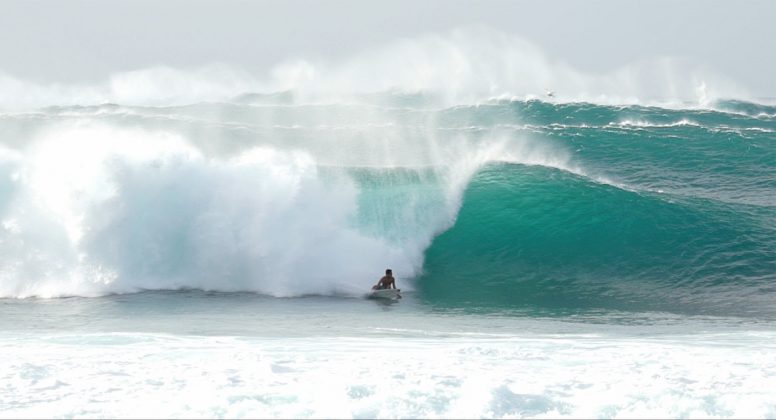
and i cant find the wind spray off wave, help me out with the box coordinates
[0,27,749,109]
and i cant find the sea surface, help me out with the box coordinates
[1,93,775,417]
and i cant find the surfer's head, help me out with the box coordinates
[385,269,392,276]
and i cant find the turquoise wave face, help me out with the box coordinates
[0,96,773,310]
[419,101,776,316]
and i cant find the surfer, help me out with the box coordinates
[372,269,396,290]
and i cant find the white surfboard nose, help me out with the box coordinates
[368,289,402,300]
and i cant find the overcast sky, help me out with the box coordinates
[1,0,773,95]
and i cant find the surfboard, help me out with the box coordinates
[368,288,401,300]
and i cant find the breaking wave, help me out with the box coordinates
[0,28,773,317]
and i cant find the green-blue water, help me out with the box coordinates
[421,101,775,315]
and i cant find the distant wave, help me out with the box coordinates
[0,27,754,110]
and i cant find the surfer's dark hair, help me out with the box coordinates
[386,269,392,275]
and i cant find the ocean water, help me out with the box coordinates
[2,292,776,418]
[1,68,776,417]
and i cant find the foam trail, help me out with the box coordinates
[4,330,776,418]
